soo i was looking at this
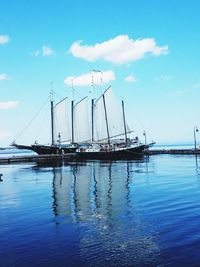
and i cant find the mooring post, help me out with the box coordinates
[0,174,3,182]
[194,126,199,152]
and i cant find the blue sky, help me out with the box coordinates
[1,0,200,146]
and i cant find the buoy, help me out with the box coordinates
[0,174,3,182]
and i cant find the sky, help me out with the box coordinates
[1,0,200,146]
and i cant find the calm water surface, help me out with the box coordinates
[1,155,200,266]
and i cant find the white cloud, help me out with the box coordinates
[0,101,19,109]
[0,35,10,44]
[31,45,55,57]
[42,46,55,56]
[0,73,10,81]
[69,35,168,64]
[64,70,115,86]
[155,74,172,81]
[125,75,137,83]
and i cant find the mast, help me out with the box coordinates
[51,100,55,145]
[71,100,74,143]
[122,100,127,144]
[102,93,110,145]
[91,99,94,142]
[50,82,55,145]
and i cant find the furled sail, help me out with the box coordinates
[73,96,91,142]
[53,97,71,143]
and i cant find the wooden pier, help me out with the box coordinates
[146,149,200,155]
[0,153,77,164]
[0,149,200,165]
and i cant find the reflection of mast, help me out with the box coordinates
[126,162,131,209]
[107,162,112,216]
[195,155,200,175]
[92,162,111,216]
[91,161,133,217]
[51,161,133,223]
[52,166,75,224]
[52,167,58,218]
[145,155,149,175]
[50,161,160,263]
[93,162,98,209]
[73,165,92,221]
[72,166,78,220]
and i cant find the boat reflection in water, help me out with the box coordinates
[51,160,160,266]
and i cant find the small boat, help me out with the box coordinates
[13,85,154,159]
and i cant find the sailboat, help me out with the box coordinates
[13,85,154,158]
[76,86,154,159]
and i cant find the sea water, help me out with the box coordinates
[0,147,36,158]
[0,154,200,266]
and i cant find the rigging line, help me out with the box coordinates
[53,91,66,102]
[12,96,50,143]
[49,80,69,103]
[73,87,88,100]
[95,85,111,103]
[35,101,50,142]
[54,96,68,107]
[74,96,88,107]
[53,87,71,103]
[96,131,134,142]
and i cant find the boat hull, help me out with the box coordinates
[13,144,77,155]
[76,145,147,160]
[13,143,151,159]
[31,145,77,155]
